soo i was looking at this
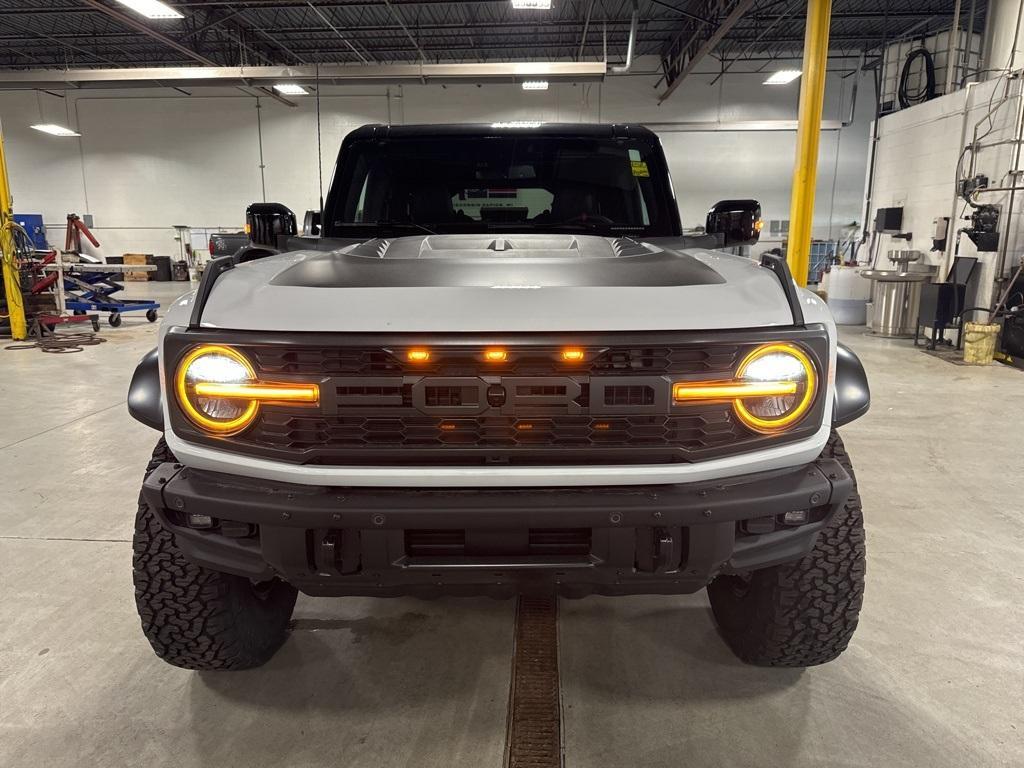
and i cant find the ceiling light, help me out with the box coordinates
[511,0,552,8]
[273,84,309,95]
[522,81,549,90]
[763,70,802,85]
[30,124,80,137]
[491,121,544,128]
[113,0,184,19]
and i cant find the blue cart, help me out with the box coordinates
[49,263,161,327]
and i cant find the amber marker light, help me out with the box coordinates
[484,348,508,362]
[407,348,431,363]
[193,382,319,403]
[672,381,798,401]
[561,347,586,362]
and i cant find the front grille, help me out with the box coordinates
[245,409,741,462]
[404,528,591,558]
[604,385,654,406]
[252,344,742,377]
[167,330,829,466]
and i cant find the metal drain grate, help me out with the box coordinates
[505,595,562,768]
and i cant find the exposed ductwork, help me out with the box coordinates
[609,0,639,74]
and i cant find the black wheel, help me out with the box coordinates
[707,431,865,667]
[108,312,121,327]
[146,308,158,322]
[73,309,85,316]
[91,318,100,332]
[133,439,298,670]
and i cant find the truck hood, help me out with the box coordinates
[196,234,795,332]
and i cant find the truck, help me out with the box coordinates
[127,123,869,671]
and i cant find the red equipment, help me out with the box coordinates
[65,214,100,254]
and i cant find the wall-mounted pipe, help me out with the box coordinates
[609,1,638,74]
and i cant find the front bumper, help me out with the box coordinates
[142,458,851,598]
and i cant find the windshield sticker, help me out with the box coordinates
[630,160,650,177]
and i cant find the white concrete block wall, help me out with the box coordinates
[0,56,872,260]
[867,72,1024,310]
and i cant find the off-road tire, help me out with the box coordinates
[132,439,298,670]
[707,431,865,667]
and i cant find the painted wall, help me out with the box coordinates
[0,56,872,260]
[867,73,1023,310]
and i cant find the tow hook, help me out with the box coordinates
[653,527,678,574]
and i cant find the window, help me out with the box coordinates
[326,134,677,238]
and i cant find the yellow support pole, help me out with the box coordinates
[786,0,833,288]
[0,121,28,340]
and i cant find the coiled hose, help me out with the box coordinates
[898,48,936,109]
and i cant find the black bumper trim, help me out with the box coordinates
[142,459,852,597]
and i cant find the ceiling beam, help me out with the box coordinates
[0,61,607,89]
[78,0,219,66]
[658,0,757,103]
[76,0,297,106]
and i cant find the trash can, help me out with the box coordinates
[962,322,999,365]
[153,255,173,282]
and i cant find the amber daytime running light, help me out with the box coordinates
[672,343,817,434]
[175,345,319,435]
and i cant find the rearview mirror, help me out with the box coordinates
[706,199,762,247]
[246,202,297,248]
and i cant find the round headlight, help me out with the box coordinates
[733,343,817,433]
[174,345,259,435]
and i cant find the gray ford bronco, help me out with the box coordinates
[128,123,869,670]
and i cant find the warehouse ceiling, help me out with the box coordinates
[0,0,989,86]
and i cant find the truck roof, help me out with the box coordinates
[344,122,659,141]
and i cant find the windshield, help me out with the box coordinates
[324,135,679,238]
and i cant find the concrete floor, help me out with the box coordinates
[1,280,1022,768]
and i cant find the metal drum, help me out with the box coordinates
[860,251,936,338]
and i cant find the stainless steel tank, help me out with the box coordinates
[860,251,937,338]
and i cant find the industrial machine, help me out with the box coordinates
[914,257,979,349]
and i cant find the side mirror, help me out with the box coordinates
[706,199,763,247]
[303,210,322,237]
[246,202,297,248]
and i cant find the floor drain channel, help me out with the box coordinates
[505,595,562,768]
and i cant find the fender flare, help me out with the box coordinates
[833,343,870,427]
[128,347,164,432]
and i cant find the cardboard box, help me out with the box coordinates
[123,253,153,281]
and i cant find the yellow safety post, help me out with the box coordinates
[785,0,833,288]
[0,123,28,340]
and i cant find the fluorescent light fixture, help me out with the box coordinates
[511,0,552,8]
[273,83,309,95]
[491,121,544,129]
[522,80,549,91]
[113,0,184,19]
[764,69,802,85]
[30,123,81,137]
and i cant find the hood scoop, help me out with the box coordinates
[272,234,725,289]
[345,233,631,261]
